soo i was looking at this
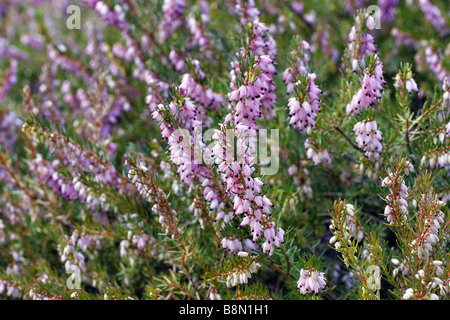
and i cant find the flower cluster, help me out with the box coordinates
[394,67,419,94]
[228,3,278,127]
[304,138,332,166]
[0,59,18,102]
[59,234,86,275]
[379,0,398,24]
[180,60,225,111]
[391,28,420,50]
[87,1,127,30]
[336,203,363,242]
[283,39,324,135]
[158,0,187,42]
[419,0,450,37]
[169,49,186,72]
[126,156,181,238]
[297,268,327,295]
[346,55,386,115]
[381,161,413,225]
[286,73,323,134]
[287,162,313,200]
[410,196,445,260]
[0,280,21,298]
[235,0,260,21]
[329,200,365,258]
[250,20,278,119]
[425,46,450,83]
[1,0,450,303]
[186,13,212,53]
[283,40,311,94]
[226,259,261,288]
[29,155,80,202]
[22,121,131,197]
[120,230,156,259]
[211,124,284,255]
[228,54,276,129]
[0,36,28,60]
[353,119,383,161]
[152,97,203,185]
[0,111,21,152]
[347,13,378,72]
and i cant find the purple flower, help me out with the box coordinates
[425,46,450,83]
[153,99,204,186]
[0,36,28,60]
[390,28,420,50]
[394,70,419,94]
[158,0,187,42]
[379,0,398,24]
[0,60,18,102]
[180,60,225,111]
[419,0,450,37]
[169,49,186,72]
[20,33,44,50]
[346,55,386,115]
[235,0,260,21]
[91,1,127,30]
[186,14,212,52]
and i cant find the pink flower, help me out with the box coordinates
[287,73,323,134]
[283,40,311,94]
[305,138,332,166]
[425,46,450,83]
[297,268,327,294]
[228,54,276,129]
[347,13,378,72]
[346,56,386,115]
[211,123,284,255]
[229,4,278,124]
[180,61,225,111]
[235,0,260,20]
[169,49,186,72]
[353,119,383,161]
[381,162,412,225]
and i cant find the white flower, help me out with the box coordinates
[403,288,414,300]
[225,261,261,287]
[237,251,248,257]
[429,294,439,300]
[366,15,376,29]
[433,260,443,266]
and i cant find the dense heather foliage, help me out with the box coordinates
[0,0,449,300]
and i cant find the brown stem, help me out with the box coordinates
[333,125,364,153]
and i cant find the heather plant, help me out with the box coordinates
[0,0,449,301]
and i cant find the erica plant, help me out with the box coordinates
[0,0,449,303]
